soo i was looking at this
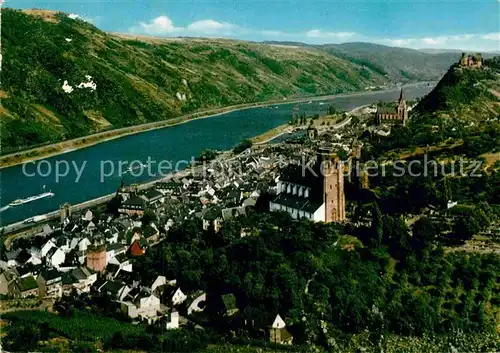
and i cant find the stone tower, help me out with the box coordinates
[460,52,467,66]
[60,203,71,223]
[86,246,107,272]
[316,147,346,222]
[397,89,408,125]
[307,125,318,139]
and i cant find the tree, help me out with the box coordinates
[327,106,337,115]
[233,139,253,154]
[411,216,436,252]
[371,202,383,247]
[141,209,156,225]
[6,323,41,351]
[197,149,218,162]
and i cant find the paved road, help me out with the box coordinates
[1,194,115,235]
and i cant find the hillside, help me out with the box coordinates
[266,41,465,82]
[369,56,500,164]
[319,42,459,81]
[415,57,500,119]
[1,9,394,153]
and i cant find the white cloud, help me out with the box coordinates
[67,12,97,24]
[137,15,179,35]
[420,35,474,46]
[259,30,289,37]
[383,38,413,47]
[129,15,498,51]
[481,32,500,40]
[422,37,441,45]
[449,34,474,40]
[132,15,238,37]
[187,19,236,34]
[378,34,482,49]
[306,29,356,39]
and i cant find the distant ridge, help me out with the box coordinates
[265,41,462,82]
[419,48,500,55]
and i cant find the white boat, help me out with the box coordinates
[126,162,148,172]
[8,186,54,207]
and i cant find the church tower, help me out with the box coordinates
[316,147,346,222]
[60,203,71,224]
[397,89,408,125]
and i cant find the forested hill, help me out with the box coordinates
[265,41,466,82]
[2,8,457,153]
[1,8,392,152]
[369,56,500,165]
[415,56,500,119]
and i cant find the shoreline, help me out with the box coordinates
[251,124,292,145]
[0,82,431,169]
[0,103,362,231]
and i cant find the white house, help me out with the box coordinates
[272,314,286,329]
[78,238,91,252]
[47,248,66,268]
[171,288,187,306]
[109,253,132,272]
[447,200,458,209]
[166,310,179,329]
[83,210,93,221]
[151,275,167,292]
[59,237,72,254]
[136,293,161,317]
[63,267,97,294]
[269,314,293,345]
[106,244,127,263]
[41,239,57,258]
[98,280,131,301]
[25,253,42,266]
[120,293,161,324]
[105,228,119,244]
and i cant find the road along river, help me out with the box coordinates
[0,83,435,226]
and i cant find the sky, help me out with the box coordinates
[9,0,500,51]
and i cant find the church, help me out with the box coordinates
[269,146,346,223]
[375,89,408,125]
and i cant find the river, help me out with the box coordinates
[0,82,435,226]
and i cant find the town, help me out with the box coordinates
[1,15,499,350]
[0,90,402,332]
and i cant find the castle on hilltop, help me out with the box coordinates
[459,53,483,68]
[375,88,408,126]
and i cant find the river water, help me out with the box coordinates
[0,83,434,225]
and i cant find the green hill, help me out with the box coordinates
[415,57,500,119]
[266,41,467,82]
[370,57,500,160]
[0,8,389,152]
[1,9,459,153]
[319,42,459,81]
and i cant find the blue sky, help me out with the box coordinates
[10,0,500,51]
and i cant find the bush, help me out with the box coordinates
[233,139,253,154]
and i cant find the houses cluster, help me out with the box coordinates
[0,144,303,340]
[138,145,305,232]
[0,205,185,326]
